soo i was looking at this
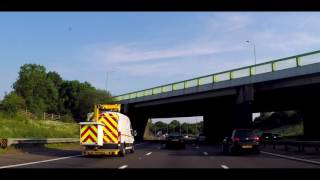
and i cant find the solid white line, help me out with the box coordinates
[119,165,128,169]
[0,155,82,169]
[146,152,152,156]
[203,152,208,156]
[261,151,320,165]
[221,165,229,169]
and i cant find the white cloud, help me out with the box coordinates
[92,41,241,66]
[207,13,253,32]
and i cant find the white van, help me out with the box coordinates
[80,105,137,156]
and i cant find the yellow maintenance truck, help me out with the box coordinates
[79,104,137,156]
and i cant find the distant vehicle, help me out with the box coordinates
[260,132,281,140]
[165,133,185,149]
[222,129,260,155]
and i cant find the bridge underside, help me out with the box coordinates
[123,73,320,142]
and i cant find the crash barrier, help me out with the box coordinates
[0,138,79,148]
[262,140,320,152]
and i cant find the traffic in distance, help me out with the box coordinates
[78,104,275,156]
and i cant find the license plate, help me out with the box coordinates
[242,145,252,149]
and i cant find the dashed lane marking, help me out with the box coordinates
[119,165,128,169]
[221,165,229,169]
[146,152,152,156]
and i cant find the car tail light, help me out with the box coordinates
[254,136,259,142]
[233,137,240,142]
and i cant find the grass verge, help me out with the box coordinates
[0,113,79,138]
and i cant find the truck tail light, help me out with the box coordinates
[118,131,121,142]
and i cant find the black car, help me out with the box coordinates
[165,133,185,149]
[260,132,281,140]
[222,129,260,155]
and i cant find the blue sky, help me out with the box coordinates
[1,12,320,102]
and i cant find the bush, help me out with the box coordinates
[60,114,75,123]
[2,92,25,116]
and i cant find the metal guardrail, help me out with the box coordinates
[262,140,320,152]
[0,138,79,148]
[114,49,320,101]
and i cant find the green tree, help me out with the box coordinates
[2,92,26,116]
[47,71,63,88]
[13,64,59,115]
[169,120,181,133]
[59,80,112,121]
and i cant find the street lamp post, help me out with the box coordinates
[106,70,116,92]
[246,40,257,65]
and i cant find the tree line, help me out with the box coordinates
[1,64,113,122]
[253,111,302,130]
[148,120,204,136]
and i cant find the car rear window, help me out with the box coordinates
[234,130,254,137]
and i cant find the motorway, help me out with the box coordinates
[0,142,319,169]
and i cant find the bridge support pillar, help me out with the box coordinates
[232,85,254,129]
[127,106,149,142]
[203,107,232,143]
[232,101,253,129]
[203,109,231,143]
[300,105,320,140]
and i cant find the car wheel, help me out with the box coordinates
[129,144,135,153]
[182,144,186,149]
[254,148,260,154]
[230,147,236,155]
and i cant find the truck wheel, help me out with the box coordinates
[130,144,135,153]
[119,144,126,157]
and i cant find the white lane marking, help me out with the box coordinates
[146,152,152,156]
[261,151,320,165]
[203,152,208,156]
[119,165,128,169]
[0,155,82,169]
[196,146,200,149]
[221,165,229,169]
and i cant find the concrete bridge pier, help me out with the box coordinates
[123,105,149,142]
[203,108,232,143]
[300,105,320,140]
[232,101,253,129]
[232,85,254,129]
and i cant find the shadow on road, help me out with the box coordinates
[11,143,82,158]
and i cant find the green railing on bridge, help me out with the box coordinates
[114,50,320,101]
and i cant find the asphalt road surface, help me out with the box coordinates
[0,142,320,169]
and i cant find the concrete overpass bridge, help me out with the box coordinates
[113,50,320,142]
